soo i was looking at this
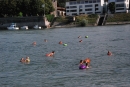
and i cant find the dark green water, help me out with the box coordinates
[0,25,130,87]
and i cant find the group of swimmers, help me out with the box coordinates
[79,51,112,69]
[79,58,91,69]
[22,37,113,69]
[20,56,30,63]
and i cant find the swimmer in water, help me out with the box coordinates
[83,58,91,67]
[20,58,25,62]
[46,51,55,57]
[79,60,84,65]
[79,60,89,69]
[25,56,30,62]
[44,39,47,42]
[79,40,83,42]
[32,41,36,45]
[59,41,63,44]
[107,51,112,56]
[78,36,81,38]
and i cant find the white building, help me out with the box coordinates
[66,0,129,16]
[66,0,105,16]
[108,0,129,13]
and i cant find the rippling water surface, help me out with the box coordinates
[0,25,130,87]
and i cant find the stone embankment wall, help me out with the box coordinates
[0,16,46,29]
[106,21,130,25]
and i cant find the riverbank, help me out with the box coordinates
[1,13,130,29]
[0,16,46,29]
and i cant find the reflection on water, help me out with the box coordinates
[0,25,130,87]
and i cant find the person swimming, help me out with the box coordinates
[78,36,81,38]
[59,41,63,44]
[44,39,47,42]
[20,57,30,63]
[107,51,112,56]
[83,58,91,67]
[79,60,89,69]
[25,56,30,62]
[32,41,36,45]
[79,40,83,42]
[46,51,55,57]
[20,58,25,62]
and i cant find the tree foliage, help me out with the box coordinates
[0,0,54,17]
[108,2,115,14]
[57,0,69,7]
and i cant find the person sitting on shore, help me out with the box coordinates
[107,51,112,56]
[46,51,55,57]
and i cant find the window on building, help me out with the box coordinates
[116,8,124,10]
[87,12,93,14]
[95,12,101,13]
[80,1,84,4]
[95,8,99,10]
[72,13,77,16]
[85,9,92,11]
[116,0,125,2]
[89,0,92,3]
[79,5,82,8]
[85,5,92,7]
[85,0,88,3]
[93,0,96,3]
[97,0,100,2]
[95,4,98,7]
[79,9,82,12]
[70,6,77,8]
[70,10,77,12]
[77,1,80,4]
[66,6,69,9]
[66,10,69,12]
[116,4,124,7]
[70,1,77,5]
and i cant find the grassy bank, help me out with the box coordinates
[106,13,130,22]
[54,14,98,26]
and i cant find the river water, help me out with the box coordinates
[0,25,130,87]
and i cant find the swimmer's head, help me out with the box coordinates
[52,51,55,53]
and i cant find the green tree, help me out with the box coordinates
[44,0,54,14]
[108,2,115,14]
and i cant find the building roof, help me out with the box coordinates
[57,7,65,11]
